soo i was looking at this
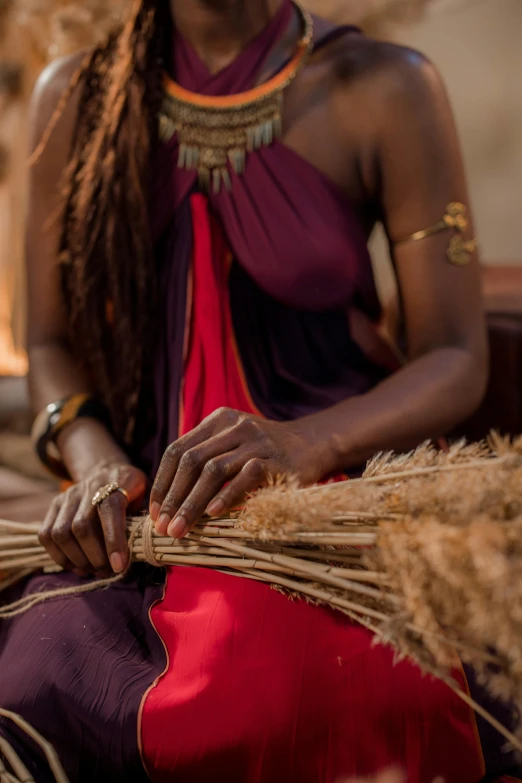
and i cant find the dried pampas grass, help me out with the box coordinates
[240,436,522,721]
[3,436,522,759]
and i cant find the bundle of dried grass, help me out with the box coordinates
[241,436,522,722]
[2,436,522,753]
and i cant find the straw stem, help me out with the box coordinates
[303,456,509,494]
[0,709,70,783]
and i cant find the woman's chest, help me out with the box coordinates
[279,50,380,238]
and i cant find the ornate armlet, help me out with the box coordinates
[31,393,110,479]
[395,202,477,266]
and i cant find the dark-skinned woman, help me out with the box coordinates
[0,1,507,781]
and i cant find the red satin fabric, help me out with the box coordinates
[140,198,486,782]
[180,195,261,435]
[143,567,485,783]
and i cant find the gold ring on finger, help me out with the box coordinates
[91,482,129,507]
[116,486,130,503]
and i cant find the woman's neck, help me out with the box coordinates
[169,0,285,73]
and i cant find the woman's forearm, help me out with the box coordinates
[55,419,131,483]
[28,342,93,413]
[28,342,130,482]
[300,346,487,473]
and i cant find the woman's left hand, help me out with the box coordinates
[149,407,332,538]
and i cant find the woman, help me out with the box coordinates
[0,0,509,780]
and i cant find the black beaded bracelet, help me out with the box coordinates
[31,394,110,479]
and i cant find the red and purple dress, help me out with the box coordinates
[0,4,519,782]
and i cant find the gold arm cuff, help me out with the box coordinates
[448,236,478,267]
[395,202,477,266]
[396,202,469,244]
[401,219,449,243]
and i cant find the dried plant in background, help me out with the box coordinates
[12,0,432,70]
[0,0,129,374]
[0,0,433,373]
[306,0,428,33]
[0,0,27,372]
[4,0,433,86]
[2,436,522,753]
[12,0,127,75]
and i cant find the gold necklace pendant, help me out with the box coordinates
[159,2,314,193]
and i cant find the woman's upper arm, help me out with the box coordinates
[373,47,486,365]
[25,53,85,349]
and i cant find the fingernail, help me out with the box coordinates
[168,516,188,539]
[150,502,161,522]
[110,553,124,573]
[156,513,171,535]
[206,499,225,517]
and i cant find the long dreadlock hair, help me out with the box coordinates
[45,0,169,445]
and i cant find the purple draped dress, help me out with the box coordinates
[0,4,519,782]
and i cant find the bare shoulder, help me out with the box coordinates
[325,33,448,116]
[29,51,89,152]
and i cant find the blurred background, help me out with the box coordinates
[0,0,520,498]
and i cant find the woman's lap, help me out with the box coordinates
[0,564,510,783]
[141,566,485,783]
[0,569,164,783]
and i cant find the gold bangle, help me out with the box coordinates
[31,393,92,479]
[31,394,111,479]
[395,202,477,266]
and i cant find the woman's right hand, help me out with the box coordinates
[39,462,147,576]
